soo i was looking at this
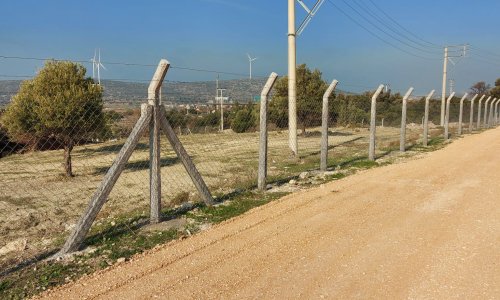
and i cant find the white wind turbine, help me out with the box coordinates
[91,48,106,85]
[247,53,258,80]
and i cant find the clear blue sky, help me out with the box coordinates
[1,0,500,95]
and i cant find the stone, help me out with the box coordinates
[0,238,27,256]
[299,172,310,179]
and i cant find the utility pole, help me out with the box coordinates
[441,44,468,126]
[288,0,298,156]
[215,75,224,132]
[217,89,226,132]
[449,79,455,94]
[216,74,219,108]
[441,46,448,126]
[288,0,325,156]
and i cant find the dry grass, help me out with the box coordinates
[0,124,429,267]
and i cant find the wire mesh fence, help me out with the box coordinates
[0,59,487,269]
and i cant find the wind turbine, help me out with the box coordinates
[91,49,106,85]
[247,53,258,80]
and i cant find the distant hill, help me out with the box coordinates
[0,81,22,107]
[0,78,267,108]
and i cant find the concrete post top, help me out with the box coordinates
[402,87,414,101]
[261,72,278,97]
[425,90,435,100]
[446,92,456,105]
[459,93,469,103]
[372,84,385,101]
[323,80,339,99]
[148,59,170,102]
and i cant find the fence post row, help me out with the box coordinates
[457,93,469,136]
[468,94,478,132]
[368,84,385,161]
[444,92,456,140]
[148,60,170,224]
[257,72,279,191]
[320,79,339,171]
[423,90,435,147]
[399,87,414,152]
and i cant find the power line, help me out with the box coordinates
[461,46,500,65]
[350,0,442,53]
[469,46,500,60]
[0,55,266,78]
[325,0,440,60]
[339,0,441,55]
[365,0,442,49]
[469,56,500,67]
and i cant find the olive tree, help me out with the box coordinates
[1,61,106,177]
[269,64,327,135]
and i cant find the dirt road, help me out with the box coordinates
[40,128,500,299]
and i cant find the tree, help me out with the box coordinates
[470,81,491,95]
[1,61,106,177]
[489,78,500,99]
[270,64,328,135]
[231,103,256,133]
[165,108,188,128]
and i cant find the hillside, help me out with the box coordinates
[0,78,267,107]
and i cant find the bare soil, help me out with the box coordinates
[37,127,499,299]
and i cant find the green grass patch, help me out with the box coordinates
[0,261,92,300]
[188,191,286,224]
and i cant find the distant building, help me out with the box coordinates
[208,96,231,105]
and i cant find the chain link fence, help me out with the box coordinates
[0,62,477,270]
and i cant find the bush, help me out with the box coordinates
[231,109,255,133]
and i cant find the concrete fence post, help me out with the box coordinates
[423,90,435,147]
[257,72,278,191]
[369,84,385,161]
[468,94,478,132]
[444,92,456,140]
[320,79,339,171]
[483,96,492,129]
[495,99,500,125]
[489,98,497,127]
[477,95,487,129]
[55,59,215,256]
[457,93,469,136]
[148,60,170,224]
[399,87,414,152]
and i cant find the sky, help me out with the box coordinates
[1,0,500,96]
